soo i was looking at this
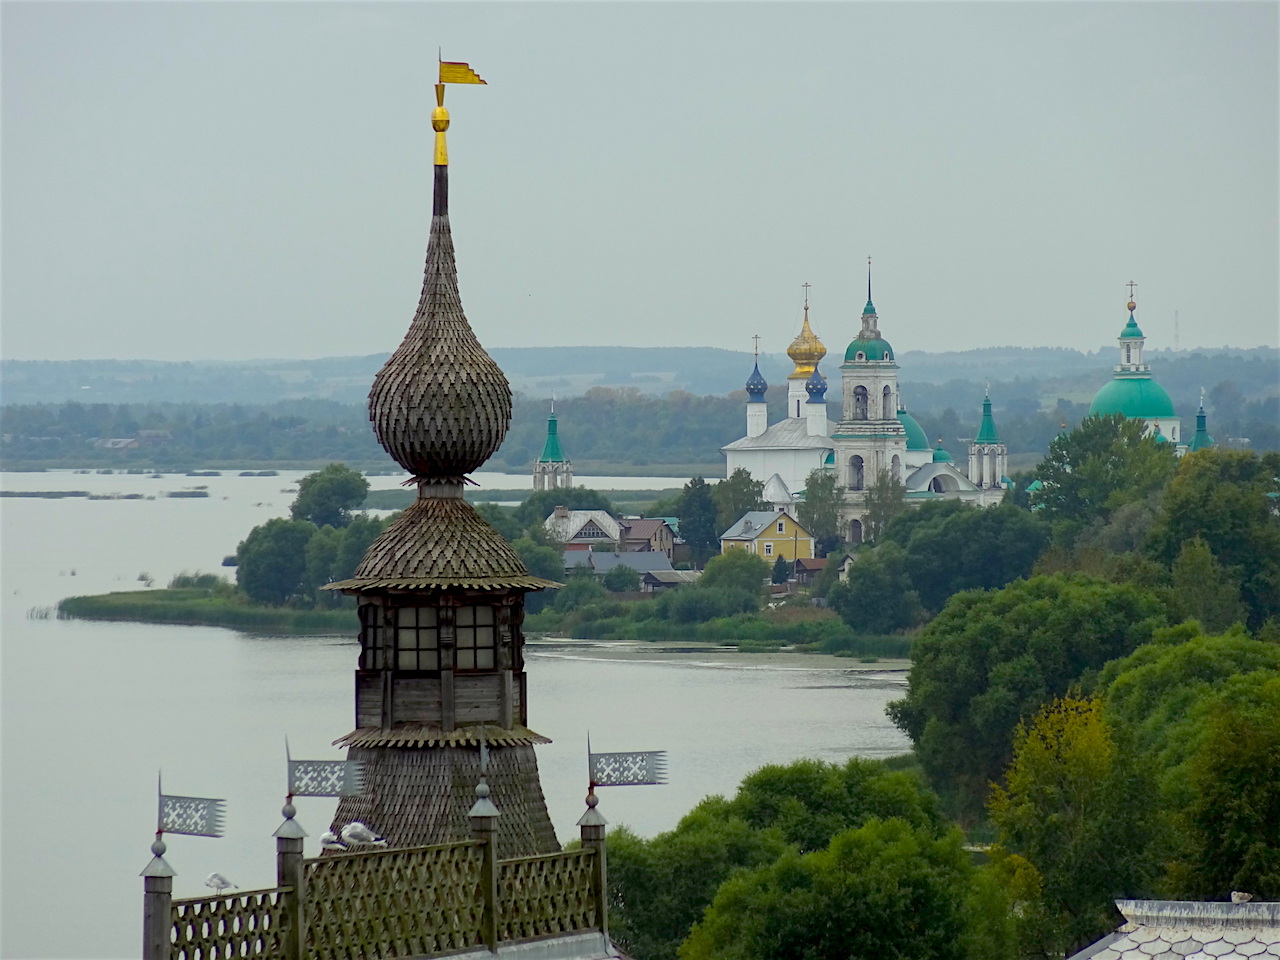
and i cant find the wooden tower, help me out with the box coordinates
[324,67,561,858]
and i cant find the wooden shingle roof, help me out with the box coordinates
[326,496,561,592]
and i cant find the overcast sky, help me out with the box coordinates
[3,2,1277,363]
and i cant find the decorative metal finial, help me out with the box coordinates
[151,832,167,858]
[801,282,811,313]
[751,334,760,358]
[868,256,873,301]
[1126,280,1137,299]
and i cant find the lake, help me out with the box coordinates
[0,469,908,959]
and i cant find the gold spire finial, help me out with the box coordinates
[432,59,486,166]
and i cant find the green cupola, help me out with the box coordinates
[1188,401,1214,452]
[538,409,566,463]
[975,393,1001,444]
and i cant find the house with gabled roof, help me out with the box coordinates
[544,506,622,552]
[719,509,815,561]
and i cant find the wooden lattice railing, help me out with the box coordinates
[303,840,487,960]
[170,887,292,960]
[497,849,598,942]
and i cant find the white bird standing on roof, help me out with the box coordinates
[204,873,235,894]
[319,831,347,852]
[340,822,387,846]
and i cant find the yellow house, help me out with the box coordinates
[719,509,815,561]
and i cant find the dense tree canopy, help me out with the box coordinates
[989,696,1157,956]
[827,542,923,635]
[888,574,1170,818]
[290,462,369,528]
[235,518,316,604]
[681,819,978,960]
[1145,449,1280,628]
[1031,414,1177,537]
[698,549,770,596]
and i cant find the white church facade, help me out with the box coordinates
[722,279,1008,542]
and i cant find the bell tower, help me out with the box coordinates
[325,64,561,858]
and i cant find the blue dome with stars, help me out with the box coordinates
[805,367,827,402]
[745,362,768,402]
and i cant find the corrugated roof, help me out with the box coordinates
[326,496,561,592]
[722,417,836,452]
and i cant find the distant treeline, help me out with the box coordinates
[3,348,1276,469]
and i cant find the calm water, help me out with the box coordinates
[0,470,907,959]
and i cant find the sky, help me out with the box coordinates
[3,1,1277,362]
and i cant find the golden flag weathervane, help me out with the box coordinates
[433,58,486,166]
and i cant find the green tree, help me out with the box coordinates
[769,555,792,584]
[676,476,719,564]
[475,502,521,542]
[334,514,390,583]
[554,574,608,611]
[900,503,1049,613]
[603,563,642,592]
[712,468,765,537]
[827,542,922,634]
[1170,537,1248,632]
[302,524,342,603]
[235,518,316,604]
[989,696,1157,956]
[1171,673,1280,900]
[1145,449,1280,628]
[1032,414,1177,539]
[862,469,907,543]
[699,549,770,596]
[888,574,1170,819]
[795,469,844,556]
[681,819,977,960]
[290,463,369,528]
[512,536,566,613]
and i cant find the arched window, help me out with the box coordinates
[849,455,865,491]
[853,386,869,420]
[891,454,901,482]
[849,519,863,544]
[882,386,893,419]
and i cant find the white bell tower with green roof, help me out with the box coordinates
[532,401,573,491]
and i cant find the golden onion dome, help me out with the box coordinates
[787,310,827,379]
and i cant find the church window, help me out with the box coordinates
[849,519,863,544]
[454,605,497,671]
[1125,344,1132,364]
[849,455,865,491]
[882,386,893,419]
[853,386,869,420]
[891,454,901,482]
[856,352,866,361]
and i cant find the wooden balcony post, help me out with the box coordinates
[577,790,609,938]
[140,833,174,960]
[274,798,307,960]
[469,780,501,952]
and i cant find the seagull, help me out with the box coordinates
[341,822,387,846]
[319,831,347,852]
[205,873,235,895]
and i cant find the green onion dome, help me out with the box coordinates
[932,442,953,463]
[897,407,930,451]
[1088,377,1176,419]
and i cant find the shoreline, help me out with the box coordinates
[527,637,910,672]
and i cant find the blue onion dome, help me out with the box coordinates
[932,440,954,463]
[745,362,768,401]
[805,366,828,401]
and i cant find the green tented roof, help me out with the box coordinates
[1188,409,1214,452]
[1088,377,1177,419]
[538,415,566,463]
[975,395,1001,444]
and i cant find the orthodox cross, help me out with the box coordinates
[801,282,811,311]
[1126,280,1138,299]
[752,334,761,358]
